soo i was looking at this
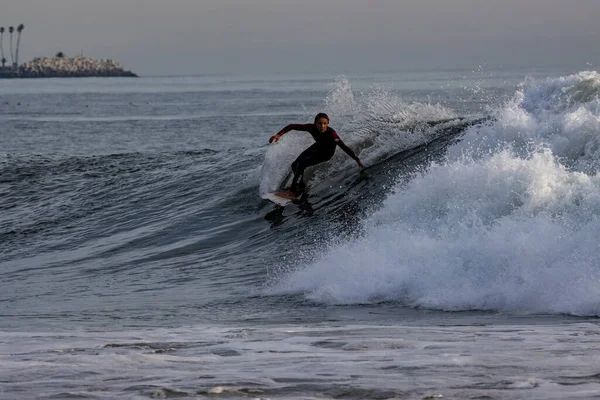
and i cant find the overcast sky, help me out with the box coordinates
[3,0,599,75]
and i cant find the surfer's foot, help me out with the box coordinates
[288,182,305,195]
[285,188,303,197]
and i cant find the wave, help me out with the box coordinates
[258,77,470,196]
[0,150,222,261]
[267,71,600,317]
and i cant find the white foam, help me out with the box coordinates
[5,323,600,399]
[259,134,312,195]
[269,71,600,316]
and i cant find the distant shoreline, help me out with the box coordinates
[0,56,137,78]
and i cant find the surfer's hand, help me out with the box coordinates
[269,134,281,143]
[357,159,365,169]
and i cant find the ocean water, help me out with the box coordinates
[2,67,600,399]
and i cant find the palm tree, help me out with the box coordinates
[15,24,24,66]
[9,26,14,67]
[0,27,5,68]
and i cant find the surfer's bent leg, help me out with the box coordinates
[290,145,331,192]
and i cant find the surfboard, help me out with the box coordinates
[262,190,296,207]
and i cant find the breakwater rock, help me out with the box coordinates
[0,56,137,78]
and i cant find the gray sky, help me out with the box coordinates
[3,0,599,75]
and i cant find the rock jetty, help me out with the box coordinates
[0,56,137,78]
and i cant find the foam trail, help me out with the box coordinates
[269,71,600,316]
[259,135,312,195]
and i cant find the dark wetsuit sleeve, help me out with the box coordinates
[275,124,313,137]
[332,131,359,161]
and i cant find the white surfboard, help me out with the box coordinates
[262,191,296,207]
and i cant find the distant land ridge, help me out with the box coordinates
[0,56,137,78]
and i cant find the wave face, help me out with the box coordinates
[269,71,600,316]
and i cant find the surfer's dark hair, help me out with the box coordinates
[314,113,329,123]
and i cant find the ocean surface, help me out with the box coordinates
[2,67,600,399]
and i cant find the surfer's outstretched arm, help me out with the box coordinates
[335,135,365,169]
[269,124,312,143]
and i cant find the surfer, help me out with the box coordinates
[269,113,365,195]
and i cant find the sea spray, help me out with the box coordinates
[259,77,460,194]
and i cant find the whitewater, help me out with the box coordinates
[270,71,600,317]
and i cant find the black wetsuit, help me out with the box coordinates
[277,124,359,192]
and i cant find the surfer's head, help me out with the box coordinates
[314,113,329,133]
